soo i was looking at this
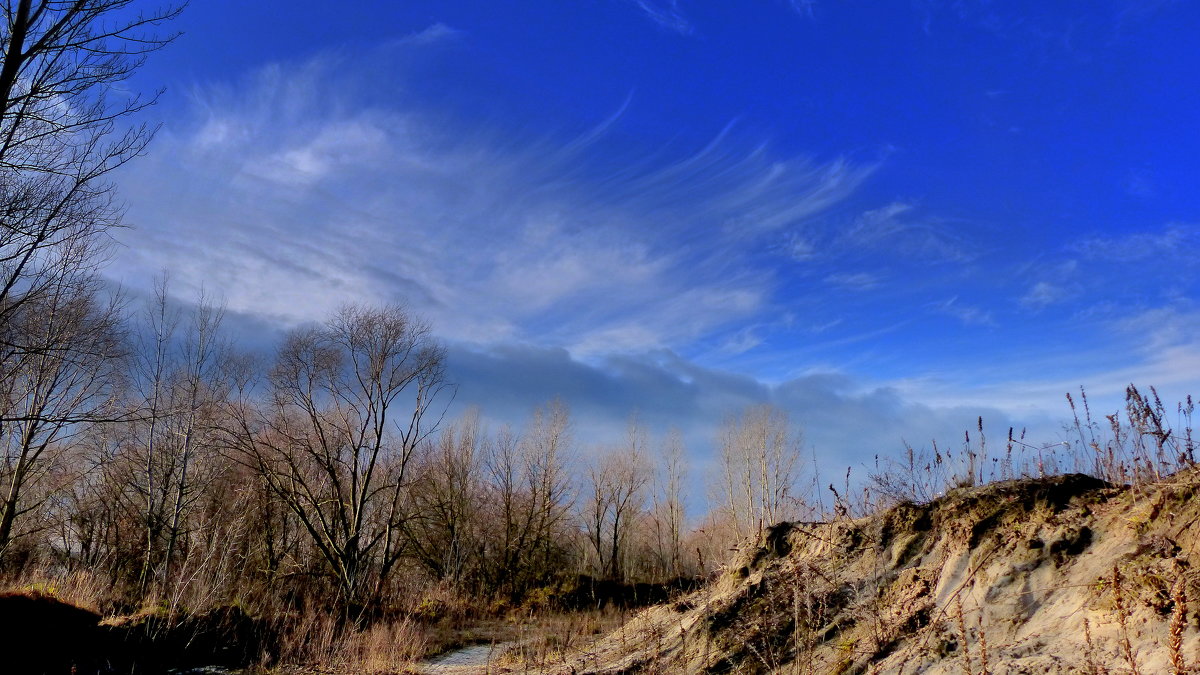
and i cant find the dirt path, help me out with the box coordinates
[412,642,517,674]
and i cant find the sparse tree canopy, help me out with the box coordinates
[223,304,450,616]
[0,0,181,332]
[0,1,181,563]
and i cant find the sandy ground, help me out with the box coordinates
[502,472,1200,674]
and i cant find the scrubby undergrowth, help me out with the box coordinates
[557,470,1200,674]
[8,469,1200,674]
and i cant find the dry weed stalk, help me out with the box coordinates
[1084,614,1099,672]
[954,596,974,675]
[976,611,990,675]
[1169,579,1188,675]
[1082,617,1107,675]
[1112,566,1142,675]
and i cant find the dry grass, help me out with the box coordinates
[272,611,429,673]
[496,607,629,669]
[0,565,117,614]
[334,618,428,673]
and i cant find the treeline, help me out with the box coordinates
[1,278,809,617]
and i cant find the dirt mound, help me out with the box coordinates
[568,471,1200,674]
[0,591,109,674]
[0,592,273,674]
[106,604,275,671]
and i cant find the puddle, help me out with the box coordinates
[418,642,515,671]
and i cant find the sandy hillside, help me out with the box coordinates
[543,471,1200,674]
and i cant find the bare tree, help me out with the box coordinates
[0,271,124,559]
[650,427,686,580]
[129,275,179,588]
[223,304,448,615]
[480,400,574,599]
[582,417,651,581]
[714,404,804,543]
[0,0,180,566]
[159,287,226,585]
[0,0,181,333]
[403,409,483,586]
[114,278,229,591]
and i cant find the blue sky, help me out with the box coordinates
[109,1,1200,486]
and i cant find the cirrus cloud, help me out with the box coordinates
[112,34,874,359]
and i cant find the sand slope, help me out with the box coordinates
[560,471,1200,674]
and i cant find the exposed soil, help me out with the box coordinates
[545,471,1200,673]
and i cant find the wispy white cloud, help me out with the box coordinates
[1113,303,1200,354]
[786,234,818,261]
[825,272,880,291]
[934,296,994,326]
[1073,223,1199,263]
[399,22,462,46]
[112,37,870,358]
[844,201,973,263]
[783,201,972,270]
[1012,257,1080,310]
[806,318,843,334]
[1020,280,1072,308]
[855,201,914,229]
[631,0,694,35]
[627,0,819,35]
[719,326,763,355]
